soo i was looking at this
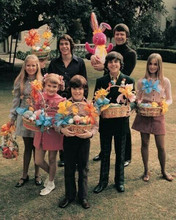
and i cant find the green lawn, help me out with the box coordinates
[0,60,176,220]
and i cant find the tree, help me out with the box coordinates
[48,0,92,42]
[90,0,167,47]
[0,0,92,42]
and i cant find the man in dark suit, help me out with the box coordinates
[93,51,135,193]
[91,24,137,167]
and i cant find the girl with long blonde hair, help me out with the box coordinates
[10,54,43,187]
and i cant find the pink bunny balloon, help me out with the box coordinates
[85,12,113,64]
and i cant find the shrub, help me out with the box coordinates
[137,48,176,63]
[163,26,176,46]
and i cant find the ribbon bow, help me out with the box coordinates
[35,111,52,132]
[117,84,136,103]
[16,107,28,115]
[95,97,110,112]
[142,79,160,94]
[84,103,99,125]
[54,114,72,127]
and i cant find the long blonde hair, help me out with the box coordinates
[145,53,164,85]
[14,54,43,96]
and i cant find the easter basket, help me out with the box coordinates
[55,101,98,134]
[32,50,50,59]
[2,141,19,159]
[63,124,93,134]
[101,104,130,118]
[22,117,40,132]
[0,123,19,159]
[137,106,162,117]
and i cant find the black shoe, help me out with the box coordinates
[15,175,29,187]
[93,183,107,194]
[58,198,74,208]
[58,160,64,167]
[80,199,90,209]
[124,160,131,167]
[93,155,101,161]
[34,175,43,186]
[116,184,125,193]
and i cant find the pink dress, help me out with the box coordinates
[34,92,66,151]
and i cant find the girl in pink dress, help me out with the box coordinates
[132,53,173,182]
[34,73,65,195]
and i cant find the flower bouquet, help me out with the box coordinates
[137,79,168,117]
[94,79,136,118]
[55,100,98,134]
[0,122,19,159]
[17,80,52,132]
[25,28,52,59]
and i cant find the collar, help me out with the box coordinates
[68,97,87,103]
[58,54,78,62]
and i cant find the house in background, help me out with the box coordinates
[157,0,176,31]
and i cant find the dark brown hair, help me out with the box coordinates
[113,23,130,37]
[57,34,75,54]
[69,75,88,97]
[104,51,124,71]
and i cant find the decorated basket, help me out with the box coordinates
[55,101,98,134]
[0,122,19,159]
[64,124,93,134]
[101,104,130,118]
[22,117,40,132]
[2,143,19,159]
[137,106,162,117]
[32,50,50,59]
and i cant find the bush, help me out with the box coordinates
[16,51,30,60]
[163,26,176,46]
[137,48,176,63]
[16,49,87,61]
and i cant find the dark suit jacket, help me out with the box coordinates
[94,72,135,135]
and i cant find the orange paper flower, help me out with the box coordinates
[0,123,15,136]
[25,29,40,47]
[94,88,109,100]
[30,80,43,101]
[84,103,98,125]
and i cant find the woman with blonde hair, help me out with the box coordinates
[132,53,173,182]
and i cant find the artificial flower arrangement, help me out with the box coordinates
[137,79,168,117]
[94,79,136,118]
[54,100,99,134]
[0,122,19,159]
[25,28,52,59]
[16,80,52,132]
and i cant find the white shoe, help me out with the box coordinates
[44,176,49,188]
[40,181,55,196]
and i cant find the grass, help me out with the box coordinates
[0,60,176,220]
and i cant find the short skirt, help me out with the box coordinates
[34,129,63,151]
[132,114,166,135]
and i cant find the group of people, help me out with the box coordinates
[9,23,173,210]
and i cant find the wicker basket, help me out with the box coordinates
[22,117,40,132]
[2,148,19,159]
[64,124,92,134]
[32,50,50,59]
[101,105,130,118]
[137,106,162,117]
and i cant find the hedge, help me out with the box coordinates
[137,48,176,63]
[16,48,176,63]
